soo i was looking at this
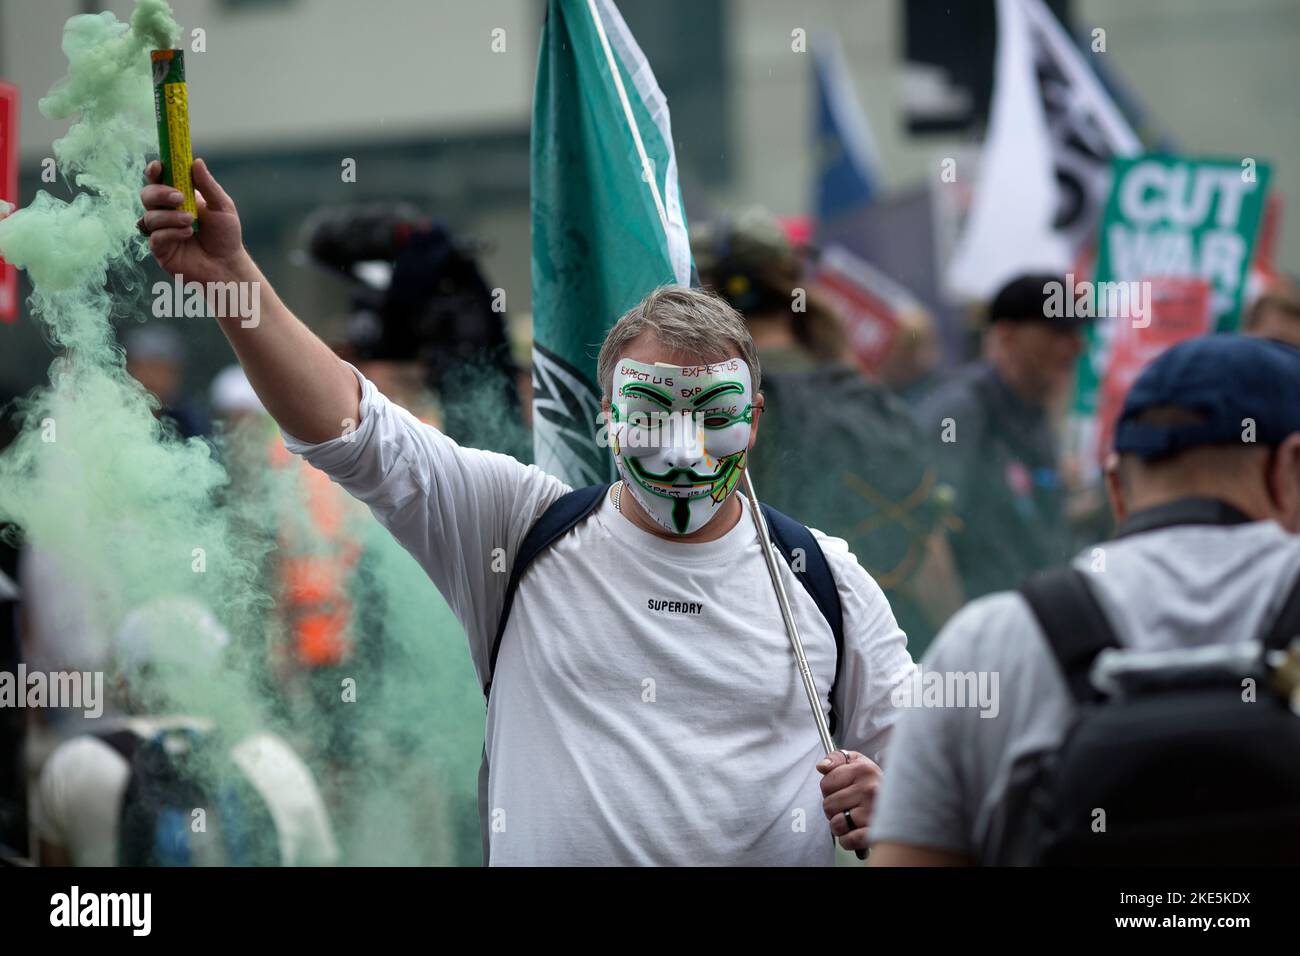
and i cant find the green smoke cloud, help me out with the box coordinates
[0,1,490,864]
[2,2,177,311]
[0,2,254,680]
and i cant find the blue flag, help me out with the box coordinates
[812,34,881,226]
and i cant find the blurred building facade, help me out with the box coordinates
[1,0,1297,399]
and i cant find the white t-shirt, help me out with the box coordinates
[34,716,339,866]
[284,367,915,865]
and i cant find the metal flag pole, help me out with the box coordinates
[741,469,867,860]
[740,469,835,756]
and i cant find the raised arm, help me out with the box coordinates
[140,158,572,676]
[139,158,358,443]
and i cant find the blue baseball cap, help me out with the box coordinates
[1115,334,1300,460]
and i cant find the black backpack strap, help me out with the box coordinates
[93,728,141,762]
[485,483,610,700]
[486,486,611,697]
[1019,567,1121,705]
[1263,568,1300,651]
[759,503,845,736]
[480,483,607,865]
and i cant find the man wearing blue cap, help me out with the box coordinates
[868,334,1300,865]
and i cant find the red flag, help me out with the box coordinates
[0,81,18,323]
[1252,193,1284,279]
[811,244,920,374]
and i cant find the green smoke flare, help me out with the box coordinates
[0,0,488,864]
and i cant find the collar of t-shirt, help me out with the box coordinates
[1116,497,1257,539]
[598,488,759,564]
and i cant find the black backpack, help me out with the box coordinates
[1015,566,1300,865]
[96,726,281,867]
[476,483,845,864]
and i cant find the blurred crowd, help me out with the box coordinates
[1,197,1296,867]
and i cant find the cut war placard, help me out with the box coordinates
[1093,277,1213,464]
[1074,153,1272,434]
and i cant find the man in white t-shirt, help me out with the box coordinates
[34,597,339,867]
[138,159,915,865]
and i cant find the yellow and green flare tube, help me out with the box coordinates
[151,48,197,231]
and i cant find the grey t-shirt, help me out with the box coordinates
[870,518,1300,864]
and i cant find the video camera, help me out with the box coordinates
[300,203,514,394]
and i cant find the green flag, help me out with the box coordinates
[531,0,692,488]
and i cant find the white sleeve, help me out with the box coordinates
[33,747,71,850]
[33,737,128,866]
[866,612,981,854]
[868,593,1038,857]
[235,734,341,867]
[281,365,571,683]
[819,534,917,763]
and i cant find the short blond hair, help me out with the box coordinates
[595,286,761,397]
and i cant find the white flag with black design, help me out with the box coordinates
[945,0,1140,302]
